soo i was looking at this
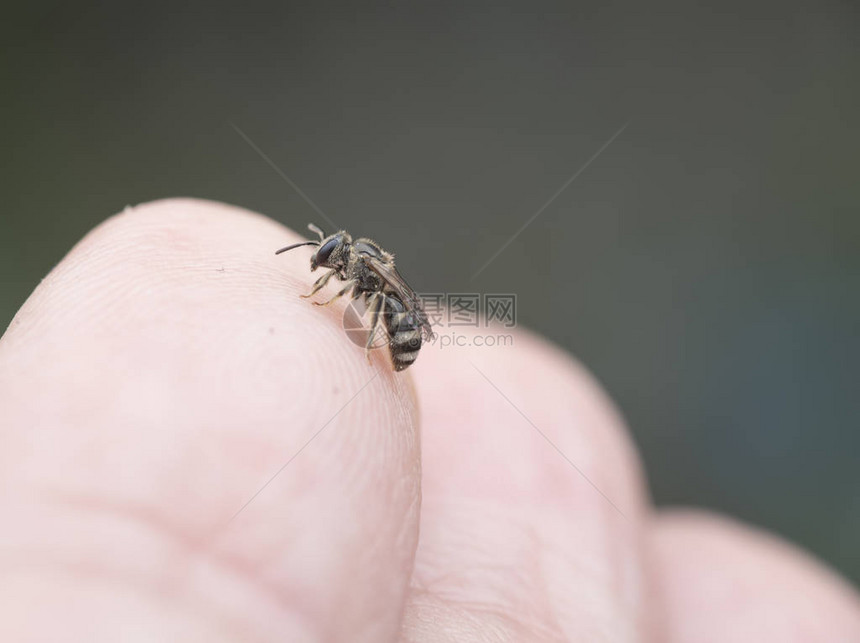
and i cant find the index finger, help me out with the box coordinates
[402,325,651,640]
[0,198,421,642]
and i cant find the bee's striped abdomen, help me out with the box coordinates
[384,294,423,371]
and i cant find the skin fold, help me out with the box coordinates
[0,199,857,642]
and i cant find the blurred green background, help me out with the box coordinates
[2,2,858,583]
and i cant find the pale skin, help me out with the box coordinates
[0,199,857,641]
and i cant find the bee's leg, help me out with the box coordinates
[364,293,385,364]
[312,280,355,306]
[300,269,337,298]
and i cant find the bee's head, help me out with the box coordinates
[310,231,351,271]
[275,224,351,272]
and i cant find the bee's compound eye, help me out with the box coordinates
[315,236,340,264]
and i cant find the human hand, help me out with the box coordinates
[1,199,857,641]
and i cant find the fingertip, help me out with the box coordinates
[653,509,860,642]
[14,194,422,501]
[402,325,650,639]
[415,324,646,512]
[0,198,422,641]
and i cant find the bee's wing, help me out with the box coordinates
[364,256,435,340]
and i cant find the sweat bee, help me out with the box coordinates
[276,224,434,371]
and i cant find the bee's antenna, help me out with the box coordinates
[275,241,319,255]
[308,223,325,241]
